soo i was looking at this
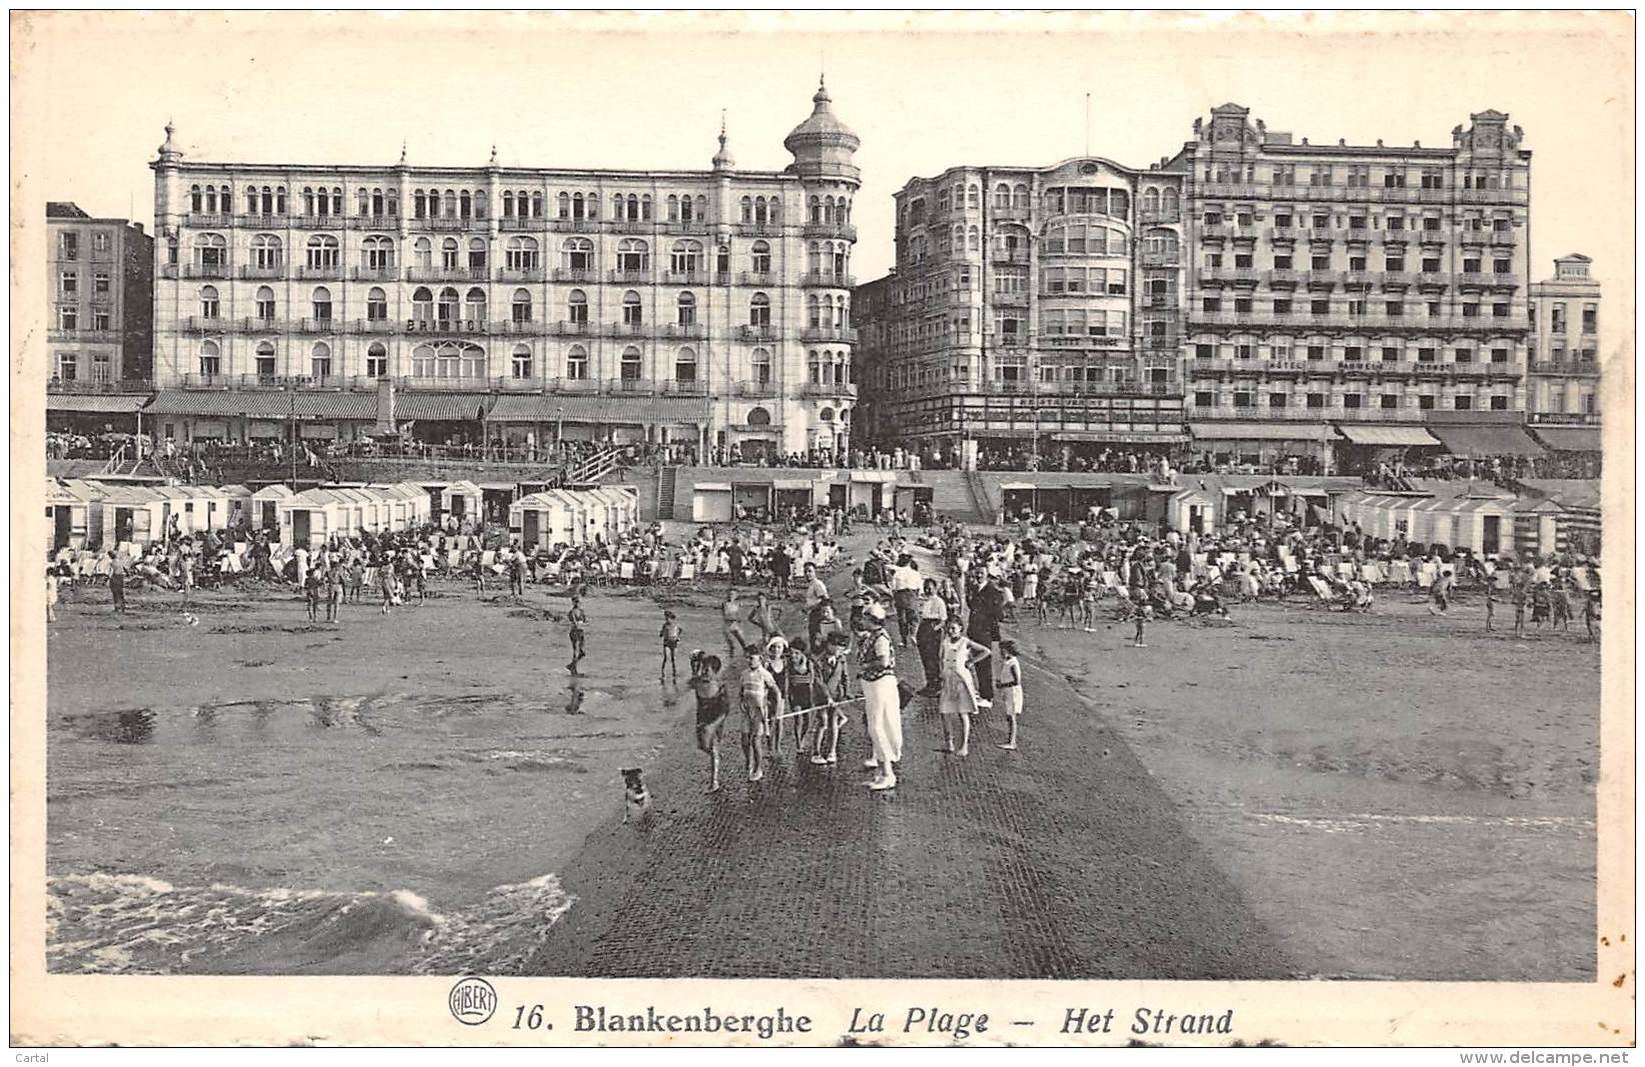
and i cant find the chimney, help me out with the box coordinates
[375,377,396,434]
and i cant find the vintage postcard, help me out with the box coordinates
[9,9,1634,1050]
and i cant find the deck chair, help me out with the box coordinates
[619,561,636,583]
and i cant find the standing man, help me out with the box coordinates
[915,578,948,696]
[967,574,1004,707]
[107,549,128,615]
[857,603,901,791]
[566,595,588,674]
[889,553,923,648]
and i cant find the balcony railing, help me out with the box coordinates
[499,217,549,232]
[183,263,231,279]
[802,222,857,241]
[552,268,596,284]
[734,223,783,238]
[358,215,399,231]
[405,266,490,282]
[409,217,473,232]
[294,317,340,334]
[799,326,858,344]
[661,270,709,286]
[603,322,649,339]
[545,321,595,337]
[296,215,346,230]
[490,319,548,336]
[798,272,855,288]
[661,323,706,340]
[295,264,344,280]
[180,316,229,334]
[49,327,120,343]
[1488,231,1518,247]
[608,269,652,285]
[1528,360,1599,376]
[183,214,233,229]
[796,382,859,399]
[1139,250,1181,268]
[1457,272,1520,289]
[47,377,153,394]
[354,318,399,334]
[498,267,547,283]
[1137,207,1182,224]
[738,272,778,287]
[991,291,1029,306]
[238,264,286,280]
[351,265,400,282]
[733,380,780,398]
[737,325,777,343]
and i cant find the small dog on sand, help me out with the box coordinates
[621,767,651,824]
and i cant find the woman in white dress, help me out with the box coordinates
[937,618,990,757]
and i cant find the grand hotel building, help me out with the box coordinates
[855,105,1543,471]
[147,82,860,460]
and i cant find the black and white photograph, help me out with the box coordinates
[10,9,1633,1050]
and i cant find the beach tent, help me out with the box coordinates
[251,484,295,534]
[442,480,484,524]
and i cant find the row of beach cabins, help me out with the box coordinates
[46,478,639,554]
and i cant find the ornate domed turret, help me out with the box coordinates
[156,120,183,165]
[784,77,860,183]
[712,112,735,172]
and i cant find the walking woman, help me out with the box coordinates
[937,617,990,757]
[915,579,948,696]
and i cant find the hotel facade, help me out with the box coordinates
[146,82,860,460]
[46,203,153,389]
[855,104,1547,472]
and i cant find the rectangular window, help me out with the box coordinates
[1417,394,1435,410]
[1194,390,1213,407]
[1311,254,1330,270]
[1380,394,1399,409]
[1235,344,1254,360]
[1462,304,1480,318]
[1386,300,1404,317]
[58,306,77,330]
[1201,297,1221,312]
[1195,343,1214,360]
[59,232,79,260]
[1232,391,1252,408]
[1582,306,1597,333]
[1233,296,1253,313]
[1491,347,1509,364]
[1349,256,1367,271]
[94,272,110,294]
[1490,395,1509,411]
[1233,253,1253,269]
[1273,298,1292,314]
[1492,302,1509,318]
[1310,299,1329,316]
[1273,254,1293,269]
[1268,393,1287,408]
[60,271,77,296]
[1343,393,1363,408]
[56,352,77,381]
[1387,215,1405,231]
[512,350,533,379]
[1345,345,1363,362]
[93,310,110,330]
[1382,346,1400,363]
[1455,347,1473,363]
[1306,344,1326,361]
[1417,347,1437,363]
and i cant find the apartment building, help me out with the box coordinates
[146,82,860,459]
[46,203,154,386]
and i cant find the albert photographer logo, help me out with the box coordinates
[448,977,498,1026]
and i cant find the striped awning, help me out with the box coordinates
[393,393,489,422]
[47,394,150,414]
[1335,424,1441,447]
[145,390,376,420]
[1428,423,1546,458]
[487,394,712,424]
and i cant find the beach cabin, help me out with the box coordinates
[251,484,294,534]
[59,479,111,550]
[46,480,85,552]
[590,486,639,540]
[96,483,165,548]
[1160,486,1219,535]
[691,481,733,523]
[547,488,592,545]
[279,488,352,549]
[217,484,254,529]
[189,484,233,532]
[374,482,431,532]
[772,478,817,517]
[510,493,563,552]
[441,480,484,526]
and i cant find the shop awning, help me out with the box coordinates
[1335,424,1442,447]
[772,479,814,491]
[394,393,490,422]
[144,391,376,420]
[47,394,149,414]
[1190,422,1333,442]
[486,394,711,424]
[1529,426,1602,453]
[1428,423,1546,458]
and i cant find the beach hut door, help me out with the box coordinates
[1482,515,1501,556]
[114,508,134,544]
[292,509,311,547]
[262,501,278,531]
[522,510,540,551]
[53,506,72,550]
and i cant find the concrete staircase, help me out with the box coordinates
[916,469,995,524]
[655,466,679,520]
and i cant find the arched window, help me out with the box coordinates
[413,237,432,269]
[305,234,339,270]
[569,192,586,219]
[255,341,277,379]
[751,348,772,384]
[994,183,1011,209]
[1012,183,1029,209]
[193,232,227,269]
[641,194,652,220]
[625,193,640,221]
[807,241,823,275]
[311,286,333,321]
[751,240,772,276]
[967,184,980,209]
[747,405,772,426]
[531,192,543,218]
[506,235,539,271]
[674,346,697,383]
[566,289,588,324]
[386,190,398,216]
[562,237,594,273]
[676,291,696,326]
[1162,187,1180,212]
[414,189,428,218]
[467,236,487,272]
[504,191,516,217]
[367,287,388,322]
[311,341,333,379]
[809,195,821,224]
[275,186,287,214]
[441,238,460,271]
[667,194,680,221]
[1141,187,1161,214]
[330,187,344,215]
[808,349,821,384]
[412,287,434,323]
[511,343,533,380]
[473,191,487,219]
[261,186,276,216]
[556,191,569,218]
[616,238,648,274]
[566,344,589,380]
[464,286,487,325]
[244,186,259,215]
[362,235,394,271]
[198,285,220,320]
[670,239,702,275]
[621,290,643,326]
[580,191,594,219]
[754,196,769,226]
[254,285,277,322]
[740,196,753,223]
[190,185,203,213]
[611,193,624,219]
[807,293,821,328]
[437,286,459,323]
[750,292,771,327]
[357,189,370,216]
[411,340,486,380]
[967,226,980,252]
[620,345,643,381]
[511,287,533,323]
[443,190,457,217]
[198,339,221,378]
[200,185,214,213]
[366,342,388,379]
[250,234,282,270]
